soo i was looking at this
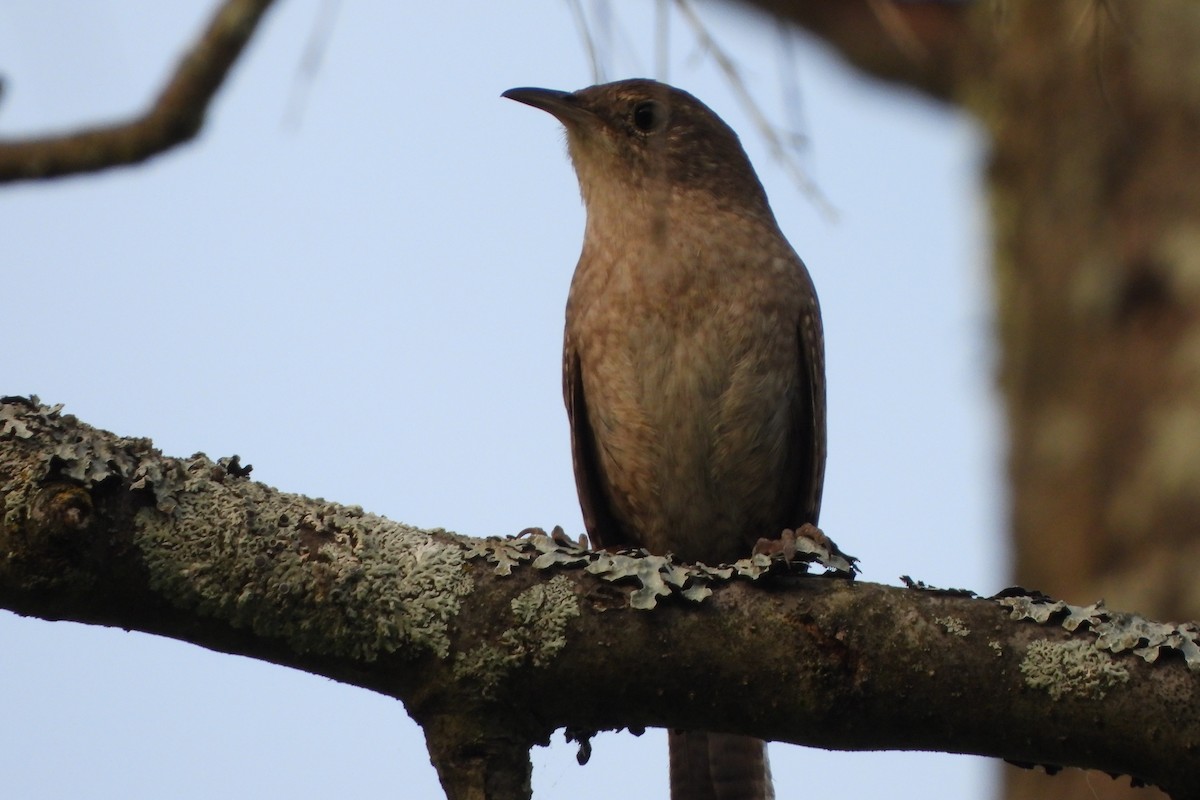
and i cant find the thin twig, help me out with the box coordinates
[656,0,670,82]
[776,22,811,153]
[566,0,604,83]
[674,0,837,220]
[282,0,344,130]
[601,1,646,79]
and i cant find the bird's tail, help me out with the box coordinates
[668,730,774,800]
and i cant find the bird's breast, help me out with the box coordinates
[567,232,800,563]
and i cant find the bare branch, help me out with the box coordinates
[0,0,279,182]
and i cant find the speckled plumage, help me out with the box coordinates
[505,78,825,800]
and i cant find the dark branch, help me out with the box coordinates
[1,398,1197,800]
[0,0,279,182]
[730,0,974,102]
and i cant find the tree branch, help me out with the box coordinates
[1,397,1197,800]
[0,0,279,182]
[730,0,974,102]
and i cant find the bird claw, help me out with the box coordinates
[753,527,797,562]
[516,524,590,549]
[753,523,858,575]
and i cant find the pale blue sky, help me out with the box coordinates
[1,2,999,797]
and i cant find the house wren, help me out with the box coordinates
[504,79,826,800]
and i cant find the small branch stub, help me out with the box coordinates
[422,715,534,800]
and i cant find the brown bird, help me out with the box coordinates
[504,79,826,800]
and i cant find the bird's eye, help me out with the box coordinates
[631,100,666,133]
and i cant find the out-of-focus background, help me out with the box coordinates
[0,2,997,798]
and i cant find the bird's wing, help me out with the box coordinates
[563,340,628,548]
[793,269,827,527]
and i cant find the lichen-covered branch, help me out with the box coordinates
[1,398,1197,800]
[0,0,279,182]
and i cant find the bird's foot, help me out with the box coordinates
[753,523,858,576]
[516,524,590,549]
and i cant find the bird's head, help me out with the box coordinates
[503,79,770,218]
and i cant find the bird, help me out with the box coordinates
[503,79,826,800]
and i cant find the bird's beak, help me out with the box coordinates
[502,87,594,127]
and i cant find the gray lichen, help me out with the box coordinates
[998,594,1200,671]
[1021,639,1130,700]
[506,575,580,666]
[453,643,510,696]
[936,616,970,637]
[135,466,473,660]
[466,529,854,610]
[454,575,580,696]
[1,398,474,662]
[0,396,56,440]
[2,398,128,538]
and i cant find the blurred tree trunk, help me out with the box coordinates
[740,1,1200,798]
[987,4,1200,798]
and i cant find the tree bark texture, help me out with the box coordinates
[1,400,1198,799]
